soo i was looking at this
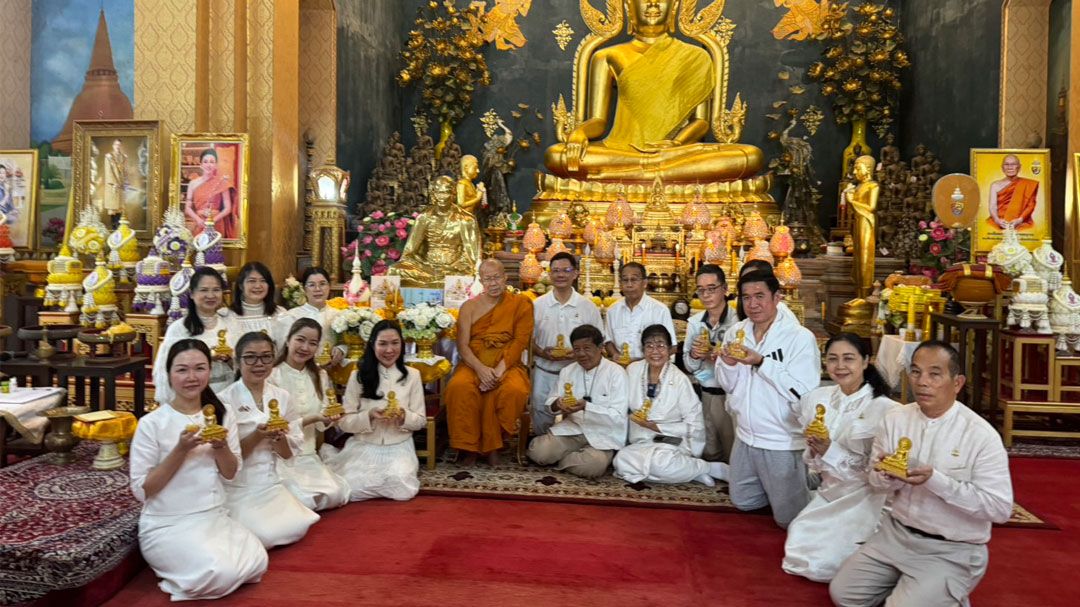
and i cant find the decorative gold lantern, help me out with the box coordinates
[547,238,569,258]
[308,158,351,281]
[520,253,542,284]
[680,191,712,239]
[605,195,635,239]
[548,210,574,239]
[770,225,795,259]
[582,218,601,246]
[741,211,771,243]
[744,239,775,266]
[702,232,726,263]
[593,230,615,263]
[523,222,547,253]
[715,216,736,247]
[775,256,802,288]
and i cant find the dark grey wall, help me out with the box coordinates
[337,0,405,213]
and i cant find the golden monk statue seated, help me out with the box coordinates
[388,175,482,289]
[543,0,763,184]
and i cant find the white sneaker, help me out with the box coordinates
[708,462,730,482]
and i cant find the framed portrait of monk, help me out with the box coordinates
[0,149,39,250]
[971,148,1051,254]
[169,133,250,249]
[71,120,163,243]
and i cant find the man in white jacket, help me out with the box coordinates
[527,324,629,479]
[716,270,820,528]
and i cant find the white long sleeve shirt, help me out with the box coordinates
[798,384,898,501]
[229,303,286,337]
[545,357,629,451]
[268,364,331,456]
[129,402,242,516]
[337,366,426,445]
[532,290,604,375]
[715,303,821,450]
[603,294,676,360]
[869,401,1013,544]
[271,303,345,357]
[682,307,737,389]
[625,361,707,457]
[153,310,239,404]
[217,380,304,488]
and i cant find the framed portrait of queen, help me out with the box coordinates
[169,133,250,248]
[971,148,1051,255]
[0,149,39,250]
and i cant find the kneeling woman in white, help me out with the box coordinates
[129,339,267,601]
[614,324,725,486]
[323,320,426,501]
[218,331,319,548]
[269,317,351,511]
[783,333,898,582]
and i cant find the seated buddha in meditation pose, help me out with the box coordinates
[544,0,763,182]
[388,175,481,289]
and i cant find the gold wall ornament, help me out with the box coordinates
[580,0,624,38]
[480,109,501,138]
[551,94,574,143]
[714,93,748,144]
[712,16,736,46]
[678,0,726,37]
[478,0,532,51]
[771,0,829,42]
[801,105,824,135]
[552,20,575,51]
[412,114,431,139]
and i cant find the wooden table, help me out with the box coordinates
[0,355,59,388]
[929,312,1001,418]
[52,357,149,417]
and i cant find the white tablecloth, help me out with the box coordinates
[0,387,67,443]
[876,334,920,391]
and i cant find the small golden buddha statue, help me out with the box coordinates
[315,342,332,367]
[836,155,881,337]
[632,398,653,423]
[561,382,576,408]
[543,0,764,183]
[618,343,632,366]
[323,387,344,418]
[696,328,711,351]
[383,391,401,418]
[388,176,482,289]
[875,437,913,479]
[265,399,289,433]
[199,405,228,442]
[457,155,485,216]
[550,334,570,359]
[724,329,748,359]
[212,329,233,359]
[804,404,829,441]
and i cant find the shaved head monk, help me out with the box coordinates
[445,259,534,466]
[986,154,1039,231]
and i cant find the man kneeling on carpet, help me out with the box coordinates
[613,324,728,486]
[129,339,268,601]
[527,324,628,479]
[830,341,1013,607]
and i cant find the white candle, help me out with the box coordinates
[584,256,592,295]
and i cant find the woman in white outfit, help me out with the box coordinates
[218,331,319,548]
[269,317,351,511]
[322,320,426,501]
[227,261,286,337]
[129,339,268,601]
[783,332,898,582]
[154,267,239,403]
[614,324,728,486]
[271,267,346,365]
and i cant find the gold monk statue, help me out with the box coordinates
[723,328,748,359]
[199,405,228,443]
[323,387,344,419]
[561,382,576,408]
[804,404,829,441]
[383,391,401,418]
[265,399,289,433]
[457,155,485,216]
[844,155,880,300]
[632,398,653,423]
[212,329,233,360]
[389,175,482,289]
[544,0,763,182]
[875,436,912,479]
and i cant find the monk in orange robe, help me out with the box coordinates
[444,259,533,466]
[987,154,1039,230]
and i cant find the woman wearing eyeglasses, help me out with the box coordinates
[271,267,347,366]
[153,267,240,403]
[218,331,319,548]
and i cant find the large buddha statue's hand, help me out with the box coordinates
[564,127,590,171]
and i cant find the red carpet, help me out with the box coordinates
[102,457,1080,607]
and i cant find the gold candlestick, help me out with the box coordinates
[874,437,912,478]
[323,387,344,418]
[804,404,830,440]
[198,405,228,442]
[264,399,289,433]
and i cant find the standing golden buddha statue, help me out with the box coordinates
[835,155,880,336]
[457,155,485,216]
[388,175,482,289]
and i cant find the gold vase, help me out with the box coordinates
[341,332,366,361]
[841,118,869,177]
[415,336,437,360]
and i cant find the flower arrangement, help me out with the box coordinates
[909,219,970,281]
[41,217,66,246]
[330,306,382,342]
[343,210,417,278]
[280,275,306,309]
[396,302,455,342]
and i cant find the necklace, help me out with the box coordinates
[642,362,668,402]
[580,363,598,400]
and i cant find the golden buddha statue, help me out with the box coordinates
[875,436,912,479]
[550,334,570,359]
[315,342,332,367]
[804,404,829,441]
[323,387,344,419]
[835,155,881,337]
[723,328,748,359]
[388,175,482,289]
[696,327,711,351]
[632,398,653,422]
[561,382,576,408]
[265,399,289,433]
[542,0,764,185]
[199,405,228,442]
[618,342,632,366]
[383,391,401,418]
[212,329,233,359]
[457,155,485,215]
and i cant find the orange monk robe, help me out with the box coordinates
[444,292,534,453]
[987,177,1038,229]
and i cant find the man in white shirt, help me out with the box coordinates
[716,270,820,528]
[604,262,676,364]
[527,324,629,479]
[530,252,604,434]
[830,341,1013,607]
[683,264,737,463]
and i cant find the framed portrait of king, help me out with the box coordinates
[72,120,163,243]
[169,133,250,249]
[0,149,39,250]
[970,148,1051,254]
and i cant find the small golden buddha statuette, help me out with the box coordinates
[561,382,577,408]
[212,329,233,359]
[199,405,228,442]
[314,342,332,367]
[184,424,200,435]
[550,334,570,359]
[632,398,653,423]
[323,387,344,418]
[804,404,830,441]
[264,399,289,433]
[875,437,913,479]
[697,328,711,350]
[618,343,632,366]
[724,329,748,359]
[383,390,401,418]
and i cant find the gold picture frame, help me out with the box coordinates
[970,148,1051,256]
[72,120,163,245]
[169,133,250,249]
[0,149,40,251]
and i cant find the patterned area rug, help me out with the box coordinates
[1008,439,1080,460]
[419,461,1054,529]
[0,443,140,605]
